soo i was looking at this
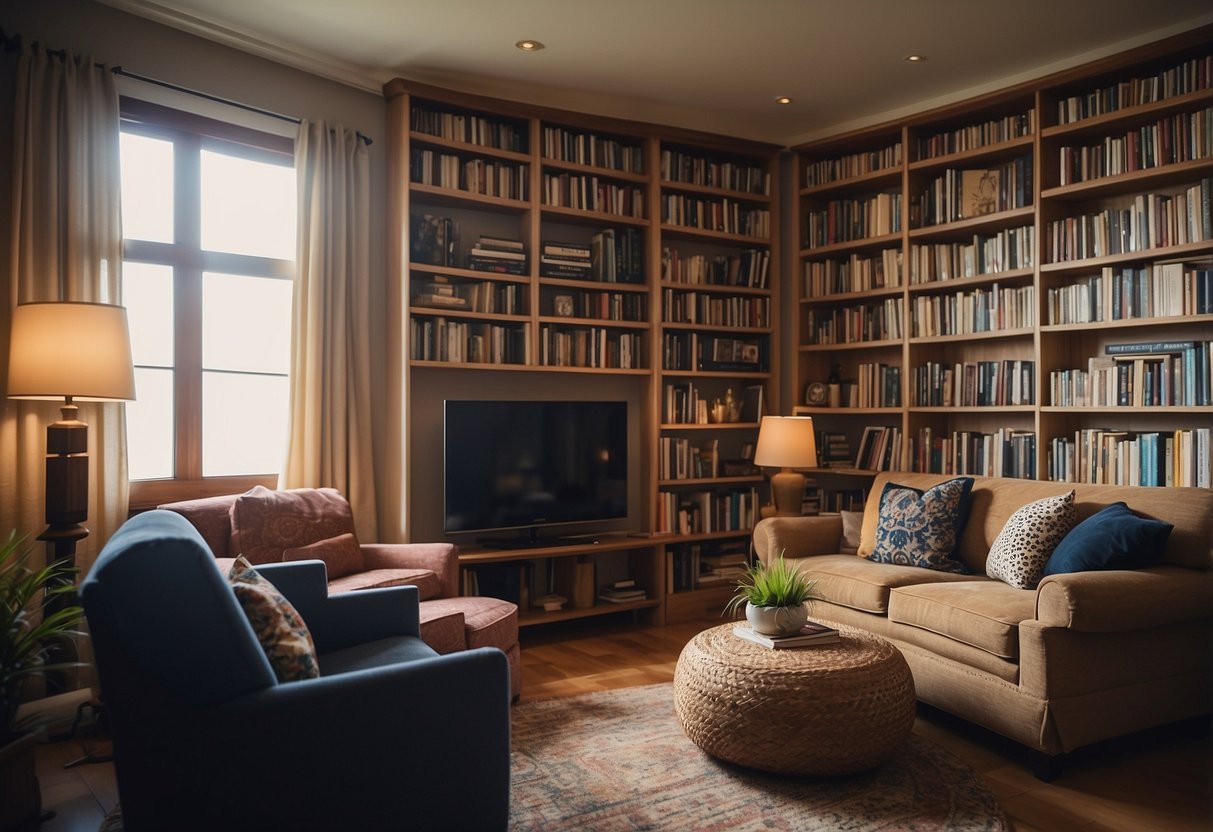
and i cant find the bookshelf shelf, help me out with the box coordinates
[409,131,532,163]
[658,178,772,203]
[908,135,1035,171]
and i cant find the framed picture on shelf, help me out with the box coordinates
[554,294,575,317]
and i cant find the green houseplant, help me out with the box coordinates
[725,550,816,636]
[0,531,84,831]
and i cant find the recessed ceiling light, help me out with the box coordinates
[515,40,545,52]
[774,96,793,105]
[904,54,927,62]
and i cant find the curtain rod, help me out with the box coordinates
[0,27,372,146]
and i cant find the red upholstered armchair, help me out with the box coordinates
[160,486,520,697]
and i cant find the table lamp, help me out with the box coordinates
[753,415,817,517]
[6,301,136,571]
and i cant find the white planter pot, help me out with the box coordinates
[745,601,808,636]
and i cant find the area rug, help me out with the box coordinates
[510,683,1009,831]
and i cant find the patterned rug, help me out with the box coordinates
[509,683,1010,831]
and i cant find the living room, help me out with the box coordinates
[2,1,1212,830]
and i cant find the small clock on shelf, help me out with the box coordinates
[804,382,827,406]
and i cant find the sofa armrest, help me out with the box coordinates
[361,542,459,598]
[753,515,844,565]
[1034,566,1213,632]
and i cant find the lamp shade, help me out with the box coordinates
[7,301,136,401]
[753,415,817,469]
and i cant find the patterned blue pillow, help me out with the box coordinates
[867,477,975,573]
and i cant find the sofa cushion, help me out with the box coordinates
[888,580,1035,660]
[985,490,1077,589]
[420,596,519,653]
[229,486,357,565]
[419,608,467,654]
[317,635,438,676]
[867,477,974,573]
[327,568,443,600]
[789,554,979,615]
[1043,501,1174,577]
[282,532,364,580]
[228,556,319,682]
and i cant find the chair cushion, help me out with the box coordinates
[327,568,443,600]
[228,556,319,682]
[888,580,1035,659]
[866,477,974,573]
[283,533,364,580]
[1042,501,1174,577]
[419,607,467,654]
[985,490,1077,589]
[791,554,980,614]
[229,486,357,564]
[318,635,438,676]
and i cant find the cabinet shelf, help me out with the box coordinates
[802,284,905,304]
[661,369,772,379]
[660,422,760,431]
[660,280,771,297]
[799,338,902,352]
[409,307,529,323]
[908,135,1035,172]
[538,315,649,329]
[1040,157,1213,201]
[661,224,771,245]
[408,130,532,163]
[800,231,902,258]
[539,204,650,227]
[541,157,649,183]
[660,178,772,204]
[658,476,763,487]
[1040,239,1213,273]
[410,262,531,284]
[908,268,1034,294]
[908,328,1034,345]
[910,405,1036,414]
[1041,405,1213,415]
[800,167,901,197]
[660,321,772,335]
[908,206,1035,239]
[518,597,660,627]
[1040,89,1213,139]
[410,182,530,213]
[1040,313,1213,333]
[539,275,650,292]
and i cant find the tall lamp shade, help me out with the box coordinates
[754,416,817,517]
[7,301,135,566]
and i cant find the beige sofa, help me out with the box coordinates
[753,472,1213,779]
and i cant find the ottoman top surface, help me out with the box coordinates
[680,622,903,682]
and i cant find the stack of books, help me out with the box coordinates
[541,240,592,279]
[412,276,467,310]
[732,621,840,649]
[467,236,527,275]
[598,579,645,604]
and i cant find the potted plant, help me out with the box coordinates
[0,531,84,832]
[725,550,816,636]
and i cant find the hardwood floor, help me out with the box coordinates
[32,615,1213,831]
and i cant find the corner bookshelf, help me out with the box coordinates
[385,80,781,627]
[792,25,1212,490]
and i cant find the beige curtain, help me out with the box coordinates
[0,45,127,584]
[281,121,382,539]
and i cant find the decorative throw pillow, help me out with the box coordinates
[839,510,863,555]
[1042,502,1173,577]
[866,477,974,573]
[985,490,1077,589]
[282,533,364,580]
[229,485,357,564]
[229,556,319,682]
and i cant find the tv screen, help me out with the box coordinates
[443,400,628,537]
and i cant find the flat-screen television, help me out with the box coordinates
[443,400,628,542]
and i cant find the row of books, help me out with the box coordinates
[410,213,460,267]
[803,248,903,297]
[1050,340,1212,408]
[1055,54,1212,125]
[803,142,901,188]
[662,382,764,425]
[542,126,643,173]
[802,486,868,513]
[537,326,642,369]
[655,487,759,535]
[409,150,529,200]
[908,428,1037,480]
[854,425,902,471]
[589,228,645,284]
[909,283,1035,338]
[667,540,750,592]
[410,105,524,151]
[549,290,645,322]
[660,332,767,373]
[815,431,853,468]
[1046,179,1212,261]
[541,173,645,218]
[661,195,771,238]
[661,247,770,289]
[805,298,903,345]
[853,363,901,409]
[1058,106,1213,186]
[802,192,902,248]
[468,235,527,275]
[412,276,525,315]
[409,318,530,365]
[909,156,1033,227]
[908,225,1035,284]
[914,109,1035,160]
[1048,428,1211,487]
[658,437,720,481]
[660,150,769,196]
[661,290,770,328]
[1045,263,1213,324]
[909,360,1036,407]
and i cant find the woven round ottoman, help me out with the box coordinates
[674,622,915,776]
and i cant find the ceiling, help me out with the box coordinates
[101,0,1213,145]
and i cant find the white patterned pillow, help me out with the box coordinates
[985,491,1077,589]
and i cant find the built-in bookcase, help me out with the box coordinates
[793,25,1213,489]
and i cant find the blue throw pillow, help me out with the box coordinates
[867,477,975,573]
[1041,502,1173,577]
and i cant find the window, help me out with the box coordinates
[119,100,296,507]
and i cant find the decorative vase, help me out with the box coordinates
[745,601,808,636]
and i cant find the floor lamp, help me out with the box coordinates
[6,301,135,721]
[754,416,817,517]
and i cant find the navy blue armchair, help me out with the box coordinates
[82,510,510,831]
